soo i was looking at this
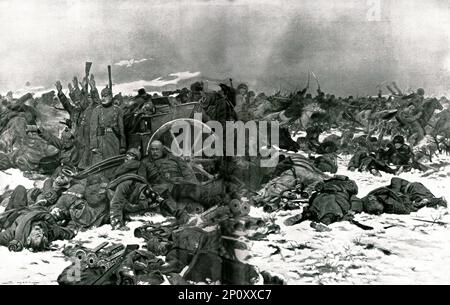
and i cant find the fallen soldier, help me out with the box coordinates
[361,177,447,215]
[33,125,82,175]
[1,174,72,211]
[309,153,338,174]
[284,175,363,226]
[0,205,75,252]
[113,146,241,217]
[379,135,428,173]
[251,156,327,212]
[107,174,186,230]
[63,175,111,231]
[348,137,396,176]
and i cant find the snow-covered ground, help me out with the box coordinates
[0,151,449,284]
[246,153,450,285]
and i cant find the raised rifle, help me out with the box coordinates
[85,62,92,94]
[306,71,311,89]
[108,65,113,96]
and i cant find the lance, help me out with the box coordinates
[306,71,310,88]
[108,65,113,95]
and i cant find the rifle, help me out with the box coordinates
[108,65,113,96]
[306,71,310,89]
[162,89,182,97]
[412,218,448,226]
[85,62,92,94]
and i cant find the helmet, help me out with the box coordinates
[237,83,248,91]
[417,88,425,96]
[101,86,112,98]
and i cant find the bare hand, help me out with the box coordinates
[81,76,88,88]
[55,81,62,93]
[72,77,79,88]
[89,74,96,88]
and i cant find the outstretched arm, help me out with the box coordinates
[56,81,75,116]
[89,74,101,103]
[386,85,397,96]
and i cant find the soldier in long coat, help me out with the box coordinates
[89,87,126,166]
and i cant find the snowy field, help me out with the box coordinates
[246,153,450,285]
[0,153,449,285]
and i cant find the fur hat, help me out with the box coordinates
[237,83,248,91]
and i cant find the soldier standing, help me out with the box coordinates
[55,75,100,169]
[90,86,126,166]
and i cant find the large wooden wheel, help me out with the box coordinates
[146,118,219,182]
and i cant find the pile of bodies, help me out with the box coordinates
[0,74,448,285]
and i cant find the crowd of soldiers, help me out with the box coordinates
[0,72,448,284]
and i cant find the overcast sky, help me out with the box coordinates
[0,0,449,96]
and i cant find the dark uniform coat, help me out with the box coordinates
[90,104,125,165]
[0,206,75,250]
[306,175,361,225]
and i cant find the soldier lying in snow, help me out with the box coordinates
[0,205,75,252]
[109,144,243,229]
[362,177,447,215]
[348,137,397,176]
[1,175,71,211]
[284,175,363,227]
[32,125,82,175]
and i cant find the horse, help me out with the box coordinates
[419,97,443,129]
[432,108,450,137]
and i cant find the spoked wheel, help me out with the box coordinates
[146,119,219,182]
